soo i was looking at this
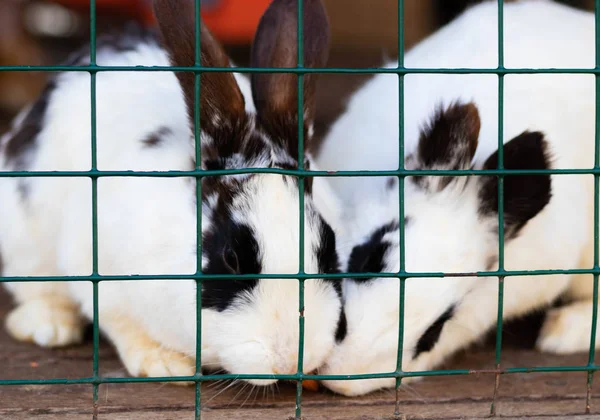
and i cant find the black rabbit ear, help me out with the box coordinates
[478,131,552,238]
[250,0,330,162]
[409,101,480,192]
[153,0,246,135]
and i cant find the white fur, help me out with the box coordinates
[1,36,342,385]
[315,0,597,396]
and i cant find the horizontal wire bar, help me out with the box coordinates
[0,167,596,178]
[0,267,597,283]
[0,65,599,75]
[0,364,597,386]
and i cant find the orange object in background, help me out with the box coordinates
[199,0,273,44]
[50,0,273,44]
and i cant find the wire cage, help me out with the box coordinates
[0,0,599,419]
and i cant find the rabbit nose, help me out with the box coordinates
[273,367,292,375]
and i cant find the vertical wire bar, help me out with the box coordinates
[394,0,406,416]
[491,0,505,416]
[586,0,600,412]
[89,0,99,418]
[194,0,203,417]
[295,1,306,418]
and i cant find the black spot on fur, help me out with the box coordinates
[335,309,347,342]
[3,81,58,199]
[386,177,397,190]
[486,255,498,271]
[414,305,455,358]
[2,22,159,199]
[315,218,345,341]
[273,160,314,196]
[141,127,172,148]
[202,206,262,311]
[347,221,400,283]
[202,119,265,168]
[478,131,552,238]
[257,116,312,164]
[317,220,339,276]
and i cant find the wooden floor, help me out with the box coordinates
[0,287,597,420]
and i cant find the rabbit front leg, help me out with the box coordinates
[537,300,600,354]
[537,269,600,354]
[2,211,84,347]
[4,267,83,347]
[5,291,83,348]
[99,311,196,385]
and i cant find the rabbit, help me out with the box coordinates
[314,0,596,396]
[0,0,347,386]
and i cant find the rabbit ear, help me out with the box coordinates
[153,0,246,135]
[409,101,480,192]
[479,131,552,237]
[250,0,330,161]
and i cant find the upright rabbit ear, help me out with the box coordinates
[408,101,480,192]
[479,131,552,238]
[250,0,330,160]
[153,0,246,135]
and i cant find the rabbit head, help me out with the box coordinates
[320,101,553,396]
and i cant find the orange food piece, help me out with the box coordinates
[302,380,319,392]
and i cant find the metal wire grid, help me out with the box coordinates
[0,0,599,419]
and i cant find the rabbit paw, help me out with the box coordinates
[121,338,196,386]
[5,298,83,347]
[536,301,595,354]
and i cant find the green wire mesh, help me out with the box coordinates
[1,0,600,419]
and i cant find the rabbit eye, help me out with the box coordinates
[222,245,240,274]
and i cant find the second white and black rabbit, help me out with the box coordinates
[315,0,596,396]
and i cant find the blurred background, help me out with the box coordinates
[0,0,595,138]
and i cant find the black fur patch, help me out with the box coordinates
[317,220,340,276]
[257,115,311,164]
[141,126,172,148]
[335,309,347,342]
[478,131,552,238]
[315,218,346,342]
[274,159,314,196]
[202,205,262,311]
[414,305,455,358]
[347,221,400,283]
[3,21,159,197]
[4,81,56,169]
[410,102,480,191]
[386,177,397,190]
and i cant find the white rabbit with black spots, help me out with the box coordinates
[315,0,596,396]
[0,0,346,385]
